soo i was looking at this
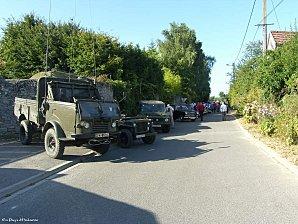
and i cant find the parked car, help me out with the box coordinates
[173,104,197,122]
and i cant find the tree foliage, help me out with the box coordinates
[0,15,214,114]
[158,22,214,102]
[229,35,298,146]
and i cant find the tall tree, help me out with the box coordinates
[158,22,214,101]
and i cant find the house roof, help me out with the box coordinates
[270,31,297,45]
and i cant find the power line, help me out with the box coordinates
[270,0,281,30]
[253,0,285,41]
[233,0,257,64]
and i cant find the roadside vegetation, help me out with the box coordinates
[0,14,214,115]
[229,36,298,164]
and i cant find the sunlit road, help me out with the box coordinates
[0,114,297,224]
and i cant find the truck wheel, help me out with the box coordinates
[162,125,171,133]
[142,135,156,144]
[19,121,33,145]
[44,128,65,159]
[92,144,110,155]
[118,129,133,148]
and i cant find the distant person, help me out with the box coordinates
[212,102,217,113]
[165,104,175,128]
[220,102,228,121]
[196,102,205,121]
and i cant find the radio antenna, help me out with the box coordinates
[44,0,52,99]
[89,0,97,77]
[69,0,77,82]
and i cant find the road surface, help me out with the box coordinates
[0,114,297,224]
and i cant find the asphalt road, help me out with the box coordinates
[0,114,297,224]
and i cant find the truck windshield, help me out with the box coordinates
[177,105,193,111]
[100,102,120,118]
[51,84,99,102]
[140,103,165,113]
[79,101,102,118]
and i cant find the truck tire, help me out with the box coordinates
[142,135,156,144]
[92,144,110,155]
[44,128,65,159]
[161,124,171,133]
[19,121,33,145]
[118,129,133,148]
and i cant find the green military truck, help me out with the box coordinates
[14,72,115,159]
[99,101,156,148]
[138,100,171,133]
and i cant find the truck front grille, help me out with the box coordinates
[93,122,109,132]
[136,122,148,133]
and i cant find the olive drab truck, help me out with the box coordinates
[14,72,114,159]
[98,101,156,148]
[138,100,171,133]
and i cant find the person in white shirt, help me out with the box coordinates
[220,102,228,121]
[165,104,175,127]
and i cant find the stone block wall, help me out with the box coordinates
[0,78,37,139]
[0,77,113,139]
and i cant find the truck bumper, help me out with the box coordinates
[135,131,156,139]
[70,132,110,140]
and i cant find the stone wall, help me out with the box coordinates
[0,78,37,139]
[0,77,113,139]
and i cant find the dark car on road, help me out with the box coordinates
[138,100,171,133]
[173,104,197,122]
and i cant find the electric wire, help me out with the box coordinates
[233,0,257,64]
[252,0,285,41]
[270,0,281,30]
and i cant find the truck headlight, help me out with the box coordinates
[133,123,137,127]
[80,121,90,129]
[111,122,117,128]
[165,118,169,122]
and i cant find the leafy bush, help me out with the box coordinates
[273,94,298,145]
[229,35,298,145]
[259,118,276,136]
[243,101,259,123]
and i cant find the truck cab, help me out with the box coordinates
[14,72,113,158]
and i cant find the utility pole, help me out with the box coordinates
[262,0,267,53]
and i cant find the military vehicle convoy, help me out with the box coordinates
[98,101,156,148]
[138,100,171,133]
[14,72,114,158]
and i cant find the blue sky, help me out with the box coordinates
[0,0,297,96]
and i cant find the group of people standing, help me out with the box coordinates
[193,101,228,121]
[165,101,229,128]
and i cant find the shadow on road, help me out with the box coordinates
[0,170,158,224]
[0,167,46,190]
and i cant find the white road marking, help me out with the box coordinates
[0,141,18,146]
